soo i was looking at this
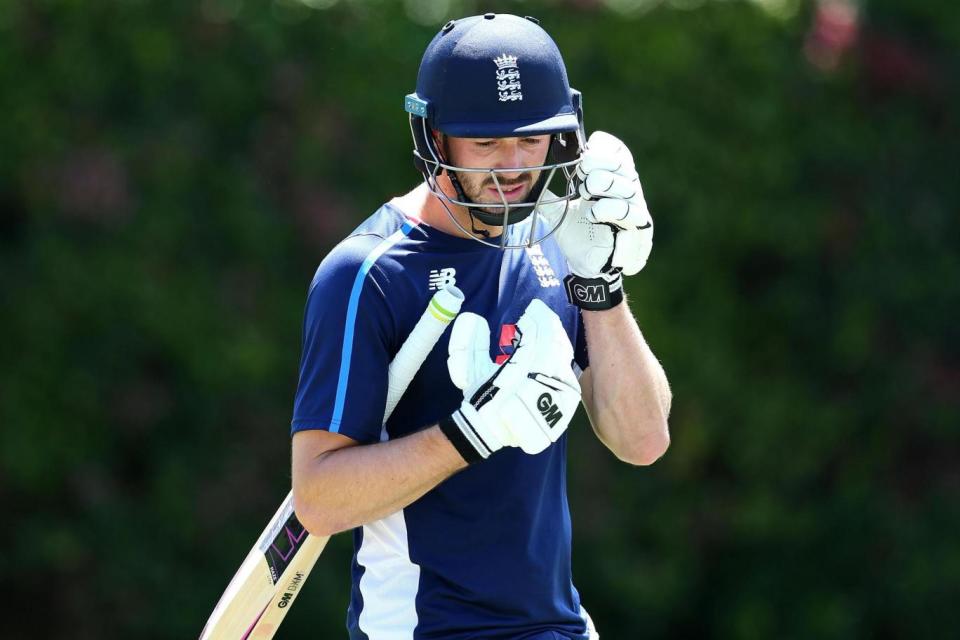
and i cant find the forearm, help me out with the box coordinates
[582,300,671,464]
[293,426,467,536]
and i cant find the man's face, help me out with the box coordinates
[440,134,551,211]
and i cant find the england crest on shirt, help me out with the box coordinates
[525,245,560,288]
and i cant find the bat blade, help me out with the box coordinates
[200,497,320,640]
[201,285,464,639]
[244,533,327,638]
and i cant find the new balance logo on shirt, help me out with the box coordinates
[428,267,457,290]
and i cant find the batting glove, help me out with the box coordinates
[440,299,581,462]
[552,131,653,310]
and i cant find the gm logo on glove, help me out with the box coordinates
[538,393,563,428]
[571,282,606,304]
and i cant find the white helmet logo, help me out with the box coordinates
[494,54,523,102]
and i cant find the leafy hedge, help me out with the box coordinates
[0,1,956,637]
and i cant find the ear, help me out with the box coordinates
[431,131,451,168]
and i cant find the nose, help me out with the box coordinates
[493,139,524,179]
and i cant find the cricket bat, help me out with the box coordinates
[200,284,465,639]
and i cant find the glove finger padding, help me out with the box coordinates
[577,153,637,181]
[514,301,576,372]
[514,299,564,355]
[550,130,655,309]
[586,197,651,229]
[447,312,498,391]
[441,299,582,461]
[585,130,629,155]
[579,170,640,201]
[500,300,580,454]
[579,131,636,177]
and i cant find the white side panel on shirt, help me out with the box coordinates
[580,605,600,639]
[356,511,421,639]
[356,427,421,639]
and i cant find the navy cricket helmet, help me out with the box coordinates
[404,13,585,248]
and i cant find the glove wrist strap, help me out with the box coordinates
[439,411,495,465]
[563,273,624,310]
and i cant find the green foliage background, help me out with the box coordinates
[1,0,957,637]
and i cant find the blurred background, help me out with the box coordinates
[1,0,958,637]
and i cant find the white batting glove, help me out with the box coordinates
[551,131,653,310]
[440,299,581,462]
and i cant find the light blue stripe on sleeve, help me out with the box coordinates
[330,221,415,433]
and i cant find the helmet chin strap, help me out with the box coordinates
[470,213,492,239]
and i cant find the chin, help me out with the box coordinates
[472,191,531,207]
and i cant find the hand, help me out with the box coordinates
[440,299,581,462]
[552,131,654,310]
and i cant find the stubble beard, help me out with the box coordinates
[455,170,540,215]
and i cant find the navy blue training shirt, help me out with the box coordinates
[292,202,593,639]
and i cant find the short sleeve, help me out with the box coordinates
[574,308,589,377]
[291,237,394,444]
